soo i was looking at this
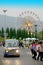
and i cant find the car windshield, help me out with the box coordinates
[5,40,19,47]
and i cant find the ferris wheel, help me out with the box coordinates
[19,10,40,21]
[19,10,40,32]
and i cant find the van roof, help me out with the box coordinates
[5,39,18,42]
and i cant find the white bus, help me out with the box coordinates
[23,38,38,48]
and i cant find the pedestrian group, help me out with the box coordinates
[30,40,43,61]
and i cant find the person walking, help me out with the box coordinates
[37,41,43,61]
[30,41,37,60]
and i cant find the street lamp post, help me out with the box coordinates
[3,9,7,40]
[34,25,37,39]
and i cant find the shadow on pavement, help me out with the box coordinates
[4,55,20,58]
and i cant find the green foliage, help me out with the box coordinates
[29,31,31,38]
[0,30,2,37]
[0,37,4,42]
[31,32,35,38]
[16,29,28,39]
[1,27,4,37]
[6,27,10,38]
[38,30,43,40]
[0,27,43,40]
[9,28,13,38]
[42,30,43,40]
[21,29,28,38]
[17,29,22,39]
[13,28,16,38]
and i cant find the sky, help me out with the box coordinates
[0,0,43,8]
[0,0,43,21]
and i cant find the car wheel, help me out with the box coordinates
[16,55,20,57]
[4,54,7,57]
[4,55,6,57]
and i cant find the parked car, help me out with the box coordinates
[4,39,20,57]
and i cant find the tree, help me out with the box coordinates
[21,29,28,39]
[17,29,22,39]
[0,30,1,37]
[6,27,9,38]
[25,29,28,38]
[9,28,13,38]
[29,31,31,38]
[13,28,16,38]
[1,27,4,37]
[42,30,43,40]
[37,30,43,40]
[17,29,28,39]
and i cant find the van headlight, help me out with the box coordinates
[6,50,8,52]
[16,50,19,53]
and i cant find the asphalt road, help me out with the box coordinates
[0,46,43,65]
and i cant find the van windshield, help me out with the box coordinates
[5,40,19,47]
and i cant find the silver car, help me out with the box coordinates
[4,39,20,57]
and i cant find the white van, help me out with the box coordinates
[4,39,20,57]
